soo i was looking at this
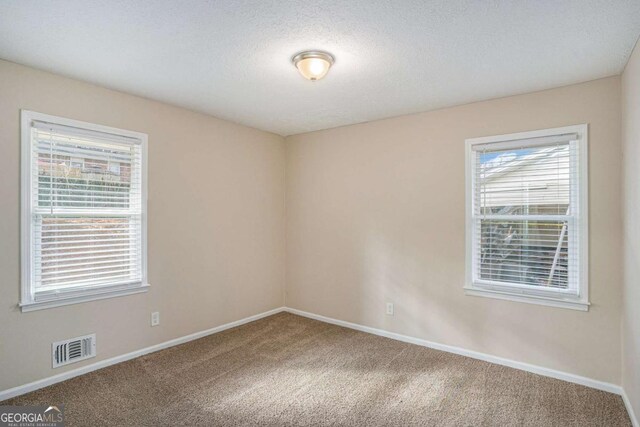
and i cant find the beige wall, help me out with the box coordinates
[0,57,630,395]
[0,60,286,391]
[623,39,640,418]
[285,77,623,384]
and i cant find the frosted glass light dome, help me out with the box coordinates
[292,51,334,81]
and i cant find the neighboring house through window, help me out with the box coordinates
[109,162,121,176]
[20,110,149,311]
[465,125,589,310]
[70,157,83,170]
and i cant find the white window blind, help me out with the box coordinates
[465,126,588,310]
[21,111,148,311]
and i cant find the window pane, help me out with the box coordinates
[477,144,572,216]
[34,216,142,290]
[34,130,138,211]
[28,120,144,297]
[478,219,570,289]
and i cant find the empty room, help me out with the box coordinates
[1,1,640,426]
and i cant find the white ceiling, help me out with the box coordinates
[1,1,639,136]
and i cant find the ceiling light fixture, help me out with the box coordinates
[292,51,334,81]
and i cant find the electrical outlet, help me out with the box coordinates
[386,303,394,316]
[151,312,160,326]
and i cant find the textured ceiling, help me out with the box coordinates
[1,1,639,136]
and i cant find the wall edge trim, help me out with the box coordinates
[622,388,639,427]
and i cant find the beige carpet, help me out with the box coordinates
[3,312,631,426]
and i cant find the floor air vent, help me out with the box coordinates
[52,334,96,368]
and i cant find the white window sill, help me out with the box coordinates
[20,283,150,312]
[464,286,590,311]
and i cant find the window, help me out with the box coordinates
[465,125,588,311]
[20,111,148,311]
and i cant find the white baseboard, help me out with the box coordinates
[284,307,623,395]
[622,389,639,427]
[0,306,286,402]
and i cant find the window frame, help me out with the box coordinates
[20,110,149,312]
[464,124,589,311]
